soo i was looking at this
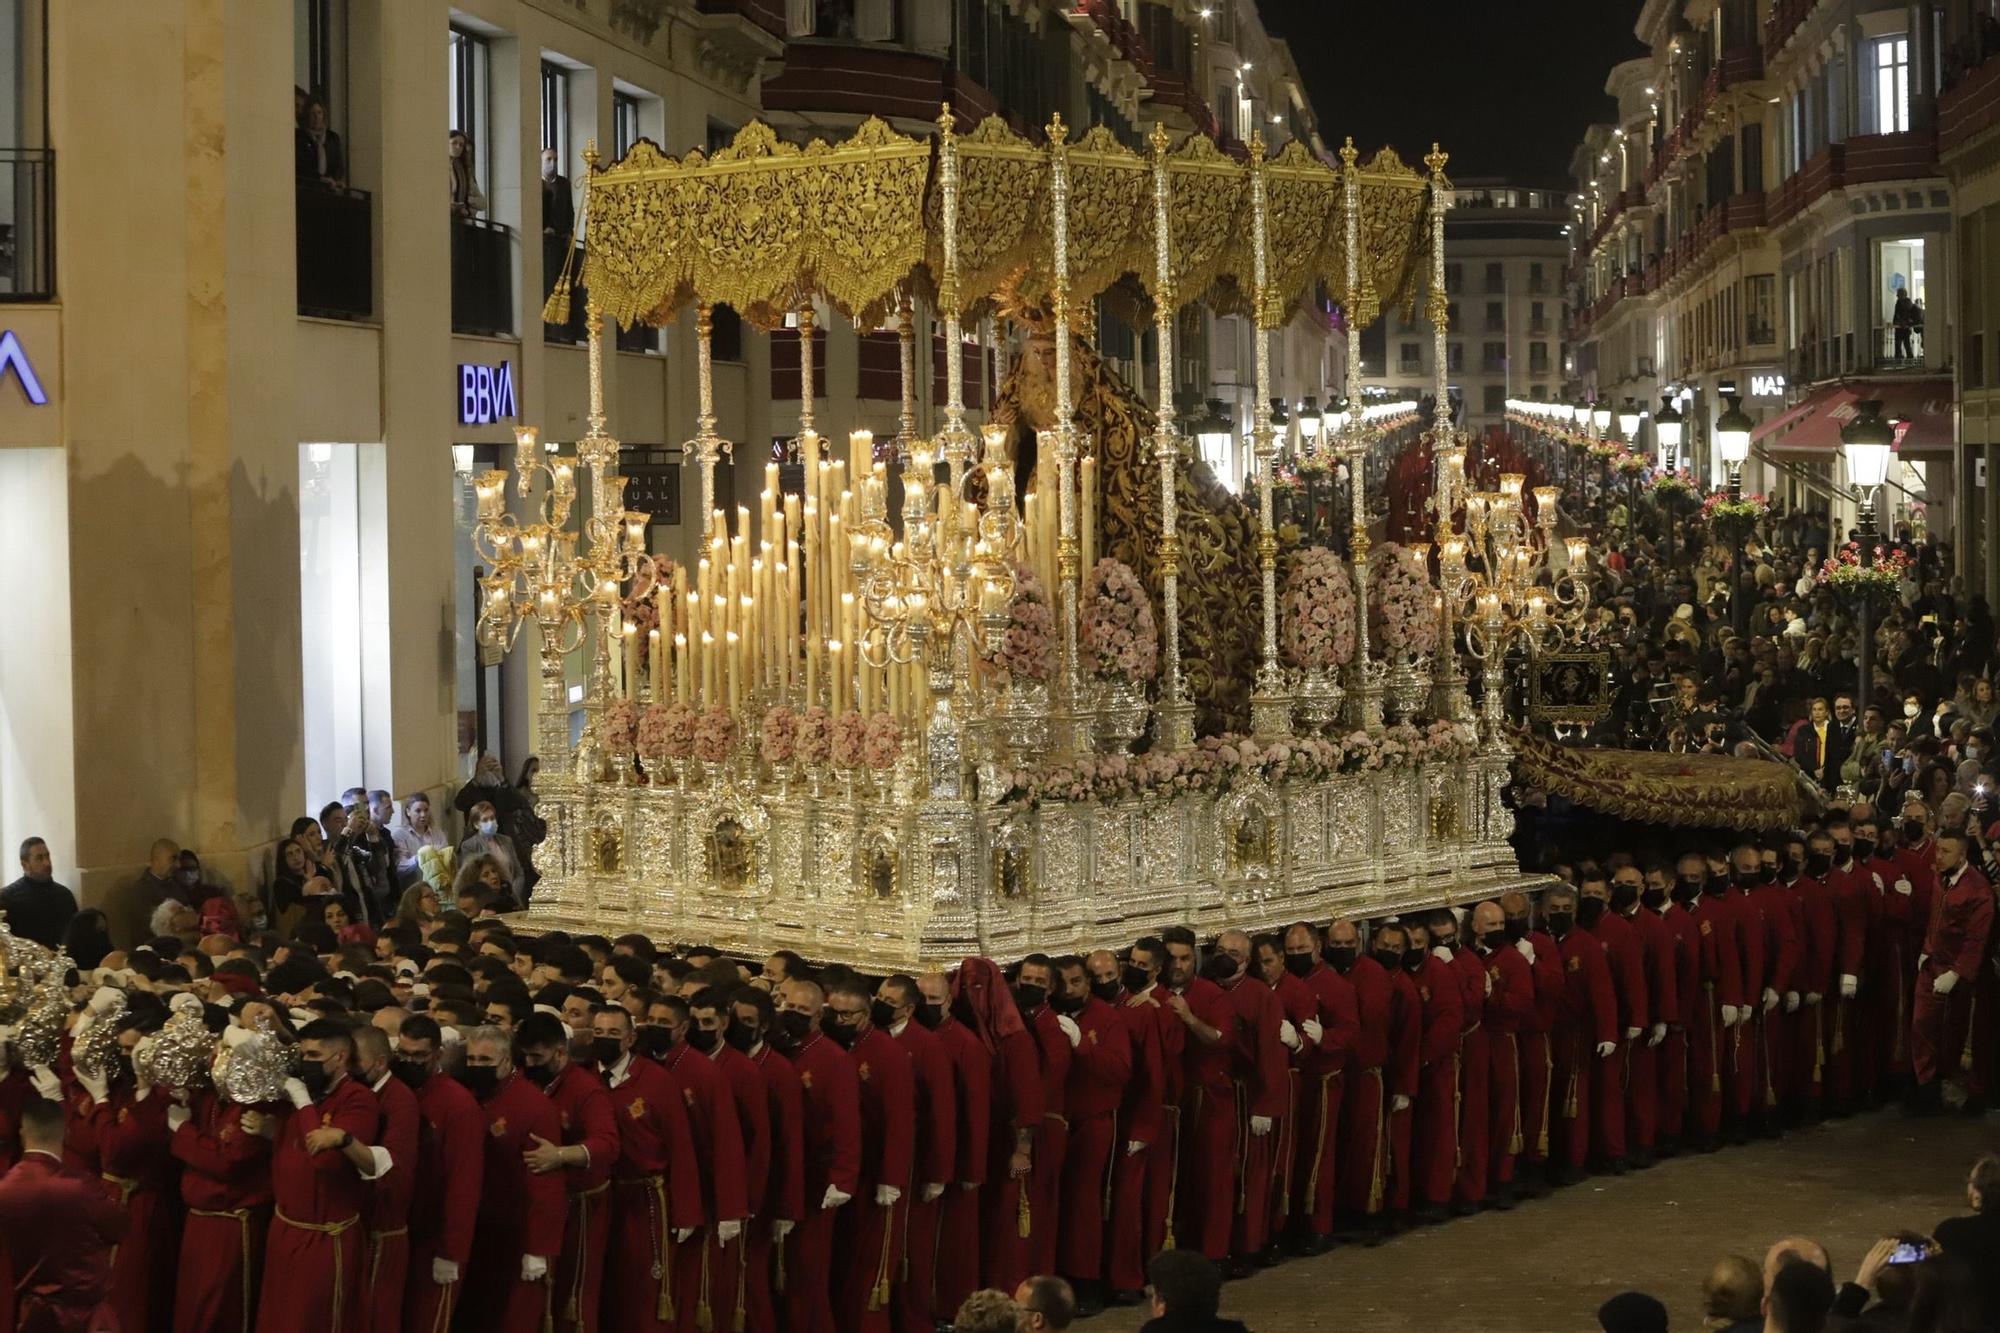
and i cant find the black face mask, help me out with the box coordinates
[1013,983,1048,1012]
[1120,965,1152,994]
[299,1061,334,1100]
[391,1057,431,1089]
[1759,866,1778,885]
[1502,917,1529,942]
[685,1027,720,1055]
[725,1020,757,1052]
[1706,873,1731,896]
[521,1061,555,1087]
[1673,876,1702,902]
[1049,990,1085,1016]
[1545,911,1575,937]
[869,999,898,1029]
[1478,929,1508,951]
[1834,844,1855,866]
[1641,887,1668,910]
[459,1065,499,1100]
[1371,949,1403,972]
[1609,883,1640,910]
[1783,855,1804,880]
[1904,819,1926,843]
[634,1026,675,1060]
[1091,978,1123,1003]
[1283,952,1315,978]
[589,1036,624,1067]
[1576,897,1607,928]
[1853,839,1877,862]
[915,1003,945,1031]
[1401,948,1427,973]
[776,1010,813,1045]
[1323,945,1358,972]
[1805,852,1832,877]
[821,1013,860,1048]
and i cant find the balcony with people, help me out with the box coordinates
[294,91,370,321]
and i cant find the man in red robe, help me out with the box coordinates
[1278,923,1356,1249]
[593,1004,704,1333]
[1863,817,1915,1096]
[1252,933,1314,1248]
[1578,870,1644,1171]
[1377,923,1423,1223]
[1161,927,1235,1263]
[1753,843,1802,1133]
[949,957,1042,1295]
[1687,852,1743,1151]
[1545,886,1618,1183]
[0,1095,126,1332]
[1329,919,1392,1240]
[353,1025,418,1333]
[1092,942,1174,1304]
[96,1021,179,1333]
[396,1015,484,1333]
[1500,893,1562,1195]
[518,1012,620,1333]
[1214,929,1290,1268]
[1647,864,1697,1153]
[1719,847,1772,1139]
[459,1025,566,1333]
[651,996,749,1333]
[1467,901,1534,1204]
[690,988,770,1333]
[1613,862,1674,1166]
[913,971,989,1320]
[170,1045,275,1333]
[1402,919,1466,1221]
[1822,819,1876,1114]
[1912,829,1993,1111]
[774,977,862,1333]
[728,988,803,1333]
[1792,833,1839,1120]
[875,974,955,1333]
[1051,954,1131,1312]
[1012,955,1071,1279]
[824,979,915,1333]
[255,1019,384,1333]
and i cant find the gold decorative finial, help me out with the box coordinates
[1339,136,1358,169]
[1425,142,1449,178]
[1047,112,1068,146]
[1248,127,1266,162]
[938,102,956,139]
[1148,121,1171,156]
[583,138,600,170]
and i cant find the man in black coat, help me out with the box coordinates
[0,836,76,948]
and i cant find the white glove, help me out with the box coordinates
[1624,1027,1641,1042]
[717,1219,742,1243]
[1431,946,1454,964]
[1647,1023,1665,1047]
[1279,1020,1301,1052]
[921,1182,945,1202]
[1895,877,1913,896]
[1484,971,1494,996]
[772,1219,794,1242]
[673,1227,695,1243]
[1805,992,1822,1006]
[1515,939,1536,965]
[87,986,123,1018]
[168,992,204,1019]
[432,1258,459,1284]
[219,1025,256,1049]
[166,1104,190,1133]
[1249,1115,1273,1137]
[1056,1014,1081,1049]
[1595,1041,1616,1058]
[1934,970,1961,996]
[520,1254,548,1283]
[1301,1018,1323,1045]
[77,1069,108,1105]
[1125,1140,1146,1157]
[1762,988,1780,1013]
[1784,992,1800,1013]
[1720,1004,1740,1027]
[821,1185,851,1209]
[131,1036,158,1094]
[874,1184,901,1207]
[28,1065,59,1100]
[284,1077,313,1110]
[1920,953,1932,971]
[1839,974,1859,999]
[1390,1094,1411,1112]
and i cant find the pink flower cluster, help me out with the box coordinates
[659,703,697,757]
[603,700,638,752]
[985,563,1055,684]
[1281,545,1356,669]
[796,707,832,765]
[620,555,678,644]
[1080,557,1158,685]
[1002,729,1419,808]
[761,706,798,765]
[830,710,867,769]
[1420,718,1477,764]
[862,713,902,770]
[1367,544,1439,658]
[693,706,737,763]
[637,704,673,758]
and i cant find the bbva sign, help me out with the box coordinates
[458,360,517,425]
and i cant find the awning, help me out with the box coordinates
[1750,377,1955,455]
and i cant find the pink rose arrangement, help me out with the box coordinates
[619,554,678,643]
[603,699,638,752]
[659,702,697,758]
[1081,557,1158,685]
[1002,730,1367,808]
[796,706,832,765]
[862,713,902,770]
[693,706,737,763]
[985,563,1055,684]
[1367,544,1439,658]
[1419,718,1476,764]
[761,706,798,765]
[830,710,867,769]
[637,704,673,759]
[1281,545,1356,669]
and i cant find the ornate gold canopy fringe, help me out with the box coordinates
[1509,729,1811,831]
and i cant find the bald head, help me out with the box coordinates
[1763,1236,1829,1290]
[1499,890,1531,917]
[916,972,949,1009]
[1471,901,1504,938]
[1215,931,1250,972]
[778,977,826,1018]
[1327,919,1360,949]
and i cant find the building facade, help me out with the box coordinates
[0,0,1344,909]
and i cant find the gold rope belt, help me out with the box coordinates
[101,1173,140,1206]
[612,1174,674,1324]
[275,1209,359,1331]
[189,1206,258,1333]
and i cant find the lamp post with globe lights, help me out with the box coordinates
[1840,400,1895,717]
[1652,393,1685,569]
[1714,388,1754,638]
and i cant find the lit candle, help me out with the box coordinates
[850,429,872,477]
[623,622,640,702]
[702,630,716,703]
[1080,455,1097,574]
[648,628,662,700]
[675,632,689,703]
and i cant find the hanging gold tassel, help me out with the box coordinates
[542,274,573,327]
[1017,1182,1032,1240]
[696,1239,713,1333]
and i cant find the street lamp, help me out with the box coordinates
[1652,392,1683,472]
[1715,388,1754,636]
[1841,399,1894,717]
[1592,403,1612,438]
[1617,397,1642,443]
[1296,395,1322,452]
[1196,398,1235,486]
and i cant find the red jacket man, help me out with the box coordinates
[359,1042,420,1333]
[1653,880,1700,1148]
[170,1082,274,1333]
[1687,866,1744,1146]
[1547,893,1618,1178]
[1619,875,1677,1163]
[1014,958,1073,1278]
[517,1015,620,1333]
[1331,928,1394,1232]
[90,1057,178,1333]
[1468,905,1535,1199]
[1407,928,1467,1215]
[775,979,862,1333]
[1212,931,1289,1261]
[1257,944,1318,1243]
[706,1030,772,1333]
[1867,836,1916,1085]
[1913,832,1994,1100]
[1278,926,1357,1243]
[881,977,955,1333]
[1503,897,1564,1183]
[659,1017,750,1333]
[1822,833,1878,1108]
[1380,929,1424,1217]
[826,1001,914,1333]
[949,959,1042,1295]
[914,972,991,1318]
[1792,844,1838,1113]
[1162,938,1239,1261]
[594,1011,704,1333]
[1753,864,1802,1121]
[1052,966,1132,1288]
[0,1100,127,1333]
[1579,881,1644,1166]
[1098,946,1176,1298]
[460,1039,567,1333]
[737,999,805,1333]
[398,1019,484,1333]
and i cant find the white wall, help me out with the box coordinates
[0,446,75,876]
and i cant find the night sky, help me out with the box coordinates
[1257,0,1649,188]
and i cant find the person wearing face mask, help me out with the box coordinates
[1497,890,1562,1196]
[914,970,995,1317]
[724,986,804,1333]
[1717,847,1771,1143]
[515,1011,618,1333]
[1678,850,1744,1152]
[771,975,863,1328]
[1857,814,1915,1102]
[394,1015,483,1332]
[1427,910,1492,1213]
[868,973,955,1331]
[351,1023,421,1333]
[1576,870,1643,1174]
[680,988,770,1333]
[1466,901,1535,1208]
[1158,928,1233,1267]
[1768,837,1814,1122]
[87,1017,176,1333]
[456,797,525,900]
[1543,886,1619,1187]
[1009,955,1073,1279]
[1787,831,1839,1123]
[1318,919,1390,1241]
[1911,829,1994,1114]
[646,992,751,1332]
[168,1019,278,1333]
[590,1003,705,1333]
[1820,820,1874,1116]
[1641,862,1695,1155]
[1049,956,1131,1313]
[1402,917,1466,1224]
[1369,921,1424,1227]
[455,1026,564,1333]
[1252,932,1315,1249]
[257,1019,387,1333]
[1208,929,1290,1274]
[1272,923,1356,1253]
[1097,941,1177,1303]
[1613,863,1675,1167]
[816,978,914,1333]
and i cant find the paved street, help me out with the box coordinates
[1096,1110,1995,1331]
